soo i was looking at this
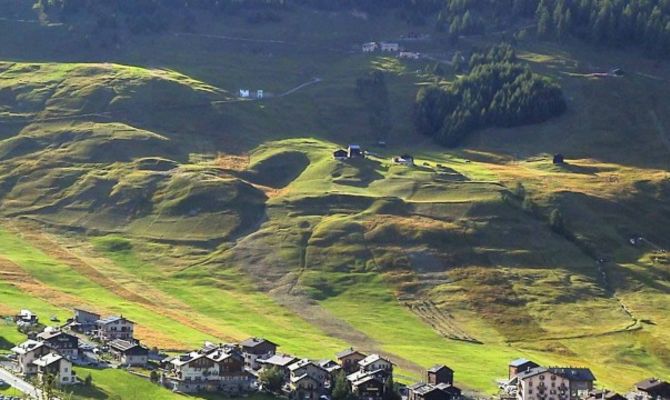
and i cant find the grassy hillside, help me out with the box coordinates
[0,4,669,399]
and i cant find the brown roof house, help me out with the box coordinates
[240,337,278,370]
[37,329,79,359]
[634,378,670,400]
[548,367,595,399]
[428,365,454,386]
[96,315,134,342]
[337,348,367,373]
[109,339,149,367]
[509,359,540,379]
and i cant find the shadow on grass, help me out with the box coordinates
[69,384,110,400]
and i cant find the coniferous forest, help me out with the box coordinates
[413,45,567,147]
[34,0,670,56]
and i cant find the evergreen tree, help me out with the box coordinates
[332,371,353,400]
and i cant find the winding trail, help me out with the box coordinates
[173,31,288,44]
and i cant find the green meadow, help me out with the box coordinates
[0,4,669,399]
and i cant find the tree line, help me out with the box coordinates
[413,44,566,147]
[33,0,670,56]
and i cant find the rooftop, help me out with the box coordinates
[509,358,535,367]
[259,354,298,367]
[548,367,596,382]
[428,364,453,373]
[97,315,134,325]
[240,337,277,349]
[33,352,64,367]
[109,339,140,352]
[359,354,392,367]
[11,340,44,355]
[336,348,365,359]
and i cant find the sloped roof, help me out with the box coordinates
[33,353,63,367]
[516,367,550,380]
[548,367,596,382]
[509,358,536,367]
[11,340,44,355]
[337,348,366,359]
[428,365,453,373]
[359,354,392,367]
[240,337,277,349]
[259,354,298,367]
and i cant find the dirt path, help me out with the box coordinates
[173,31,288,44]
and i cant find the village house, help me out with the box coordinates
[318,359,342,380]
[11,340,50,376]
[514,367,571,400]
[351,374,385,400]
[399,51,420,59]
[71,308,100,333]
[259,354,300,379]
[362,42,378,53]
[547,368,595,399]
[380,42,400,52]
[15,309,38,326]
[290,373,321,400]
[408,382,461,400]
[585,390,626,400]
[632,378,670,400]
[348,145,363,158]
[337,348,367,373]
[240,337,278,370]
[164,352,221,393]
[428,365,454,386]
[288,359,329,388]
[359,354,393,374]
[33,353,75,386]
[109,339,149,367]
[37,328,79,359]
[162,343,255,395]
[393,154,414,166]
[96,315,134,342]
[408,365,461,400]
[240,89,250,98]
[509,359,540,379]
[206,347,254,395]
[333,149,348,161]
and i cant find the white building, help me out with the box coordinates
[362,42,378,53]
[96,315,134,342]
[11,340,50,376]
[380,42,400,52]
[358,354,393,373]
[515,368,570,400]
[240,89,250,98]
[33,353,75,386]
[399,51,420,60]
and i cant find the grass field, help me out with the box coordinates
[0,4,669,399]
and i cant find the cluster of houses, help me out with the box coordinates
[9,309,149,387]
[501,359,670,400]
[5,309,670,400]
[161,340,464,400]
[361,41,421,60]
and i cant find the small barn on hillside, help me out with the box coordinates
[333,149,348,160]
